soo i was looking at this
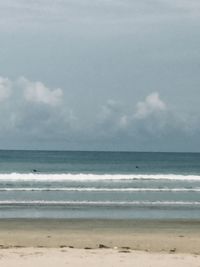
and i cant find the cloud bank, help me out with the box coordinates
[95,91,200,151]
[0,75,199,151]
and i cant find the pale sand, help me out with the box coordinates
[0,248,200,267]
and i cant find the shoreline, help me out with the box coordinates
[0,219,200,253]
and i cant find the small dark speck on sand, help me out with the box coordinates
[119,250,131,253]
[121,247,130,250]
[0,246,9,249]
[99,244,110,249]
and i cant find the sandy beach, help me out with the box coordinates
[1,248,200,267]
[0,219,200,266]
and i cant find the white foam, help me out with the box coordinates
[0,187,200,192]
[0,173,199,181]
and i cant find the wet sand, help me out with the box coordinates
[0,219,200,253]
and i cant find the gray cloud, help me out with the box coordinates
[93,92,200,152]
[96,93,168,137]
[0,76,77,142]
[0,77,200,150]
[0,76,199,151]
[0,77,12,101]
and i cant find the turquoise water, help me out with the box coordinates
[1,150,200,174]
[0,150,200,219]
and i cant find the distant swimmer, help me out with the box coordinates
[33,169,37,173]
[136,166,139,169]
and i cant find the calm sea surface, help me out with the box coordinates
[0,150,200,219]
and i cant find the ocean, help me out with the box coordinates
[0,150,200,219]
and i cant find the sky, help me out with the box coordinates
[0,0,200,152]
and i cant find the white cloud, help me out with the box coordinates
[21,78,63,106]
[97,93,167,136]
[95,92,171,144]
[0,76,78,141]
[134,92,166,119]
[0,76,12,101]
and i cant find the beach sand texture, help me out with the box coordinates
[0,219,200,266]
[1,248,200,267]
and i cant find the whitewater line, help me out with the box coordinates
[0,187,200,192]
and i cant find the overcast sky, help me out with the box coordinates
[0,0,200,152]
